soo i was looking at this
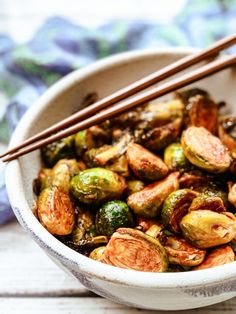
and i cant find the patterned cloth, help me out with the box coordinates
[1,0,236,224]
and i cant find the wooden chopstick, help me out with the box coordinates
[3,53,236,162]
[1,34,236,159]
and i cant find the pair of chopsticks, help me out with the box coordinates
[1,34,236,162]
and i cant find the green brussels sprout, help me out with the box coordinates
[51,159,80,193]
[37,187,75,235]
[106,155,130,177]
[125,180,145,196]
[164,143,192,172]
[228,182,236,208]
[127,172,179,217]
[103,228,168,272]
[126,143,169,181]
[161,189,199,233]
[41,135,75,167]
[137,117,183,152]
[72,208,96,244]
[95,200,134,236]
[89,246,106,261]
[181,126,231,173]
[194,245,235,270]
[33,168,53,195]
[185,94,218,134]
[180,210,236,248]
[70,168,126,204]
[160,235,206,266]
[189,193,226,213]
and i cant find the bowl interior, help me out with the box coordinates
[6,49,236,287]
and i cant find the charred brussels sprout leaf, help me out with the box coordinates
[194,245,235,270]
[164,143,192,172]
[162,189,199,233]
[72,208,96,244]
[126,143,169,181]
[181,126,231,173]
[106,155,130,177]
[127,172,179,217]
[41,135,75,167]
[160,235,206,266]
[70,168,126,204]
[37,187,75,235]
[180,210,236,248]
[103,228,168,272]
[95,200,134,236]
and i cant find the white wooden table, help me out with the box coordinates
[0,220,235,313]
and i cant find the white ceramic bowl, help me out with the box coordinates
[5,49,236,311]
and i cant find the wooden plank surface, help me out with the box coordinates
[1,297,236,314]
[0,220,87,296]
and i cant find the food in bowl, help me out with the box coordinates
[33,87,236,273]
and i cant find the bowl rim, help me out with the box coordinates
[5,47,236,289]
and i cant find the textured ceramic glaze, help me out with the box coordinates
[5,49,236,310]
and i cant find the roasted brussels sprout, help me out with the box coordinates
[37,187,75,235]
[89,246,106,261]
[41,135,75,167]
[51,159,80,193]
[126,143,168,181]
[189,193,226,213]
[138,118,183,152]
[228,182,236,208]
[105,155,130,177]
[136,217,162,232]
[181,126,231,173]
[33,168,53,195]
[125,180,145,196]
[194,245,235,270]
[176,88,209,105]
[103,228,168,272]
[180,210,236,248]
[179,170,206,190]
[160,235,206,266]
[218,117,236,153]
[72,208,95,244]
[70,168,126,204]
[185,94,218,134]
[161,189,199,233]
[95,200,134,236]
[145,223,164,239]
[164,143,192,172]
[127,172,179,217]
[75,129,95,157]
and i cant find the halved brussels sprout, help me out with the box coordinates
[51,159,80,193]
[33,168,53,195]
[37,187,75,235]
[125,180,145,197]
[218,116,236,153]
[89,246,106,261]
[181,126,231,173]
[72,208,95,244]
[228,182,236,208]
[185,94,218,134]
[95,200,134,236]
[194,245,235,270]
[41,135,75,167]
[103,228,168,272]
[70,168,126,204]
[161,189,199,233]
[160,235,206,266]
[189,193,226,213]
[127,172,179,217]
[180,210,236,248]
[126,143,169,181]
[164,143,192,172]
[138,118,183,152]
